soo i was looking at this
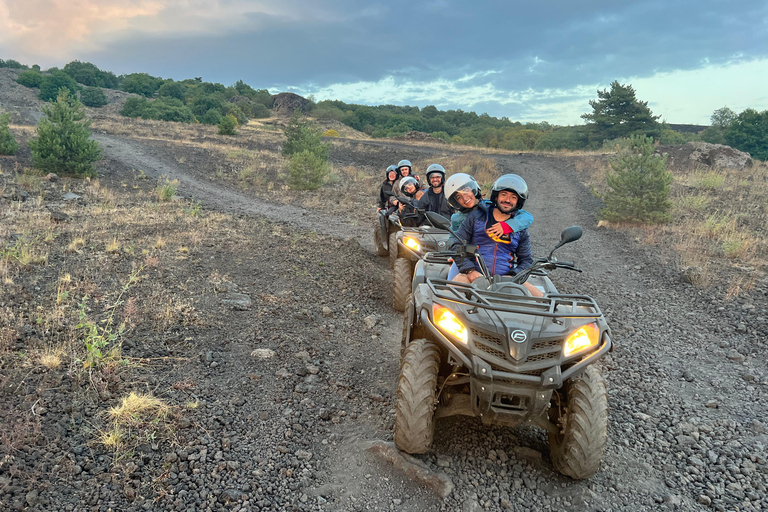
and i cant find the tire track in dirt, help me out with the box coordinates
[93,133,374,251]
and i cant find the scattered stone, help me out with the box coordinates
[177,417,192,429]
[220,292,252,310]
[705,400,719,409]
[294,350,310,361]
[62,192,81,201]
[231,396,245,407]
[322,306,333,317]
[49,210,71,223]
[698,495,712,506]
[295,450,313,461]
[44,173,59,182]
[364,315,377,329]
[680,266,703,285]
[218,489,244,504]
[251,348,275,359]
[259,411,269,421]
[726,349,745,362]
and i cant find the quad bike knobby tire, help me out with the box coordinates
[394,338,440,454]
[374,226,388,257]
[393,258,412,312]
[548,365,609,479]
[389,231,400,268]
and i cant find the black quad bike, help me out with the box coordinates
[395,212,613,479]
[392,221,450,313]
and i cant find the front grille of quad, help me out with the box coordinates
[471,327,562,367]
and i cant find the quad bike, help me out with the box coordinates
[395,212,613,479]
[391,202,450,312]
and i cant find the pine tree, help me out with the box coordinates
[29,89,102,176]
[582,81,661,144]
[601,135,672,224]
[0,112,19,155]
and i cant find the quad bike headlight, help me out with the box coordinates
[404,237,420,251]
[433,305,468,344]
[564,323,599,358]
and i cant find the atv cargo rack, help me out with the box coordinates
[426,278,603,319]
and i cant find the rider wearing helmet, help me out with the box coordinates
[378,165,399,211]
[416,163,453,218]
[396,176,425,227]
[445,173,533,234]
[450,173,541,296]
[391,159,422,203]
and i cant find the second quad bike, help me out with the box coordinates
[395,212,613,479]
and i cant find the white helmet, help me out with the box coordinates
[444,173,481,212]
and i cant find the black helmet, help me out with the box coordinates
[425,164,446,187]
[397,159,412,176]
[445,173,481,212]
[399,176,419,197]
[490,174,528,210]
[386,165,399,180]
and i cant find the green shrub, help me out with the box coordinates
[120,73,163,97]
[29,90,102,176]
[80,87,107,108]
[250,103,271,119]
[322,129,339,137]
[224,104,248,125]
[282,112,330,160]
[157,81,187,101]
[200,108,223,125]
[17,70,44,88]
[144,97,195,123]
[0,113,19,155]
[62,61,119,88]
[286,150,330,190]
[39,71,79,102]
[218,114,238,135]
[189,93,225,118]
[0,59,26,69]
[533,126,590,151]
[600,135,672,224]
[121,97,148,117]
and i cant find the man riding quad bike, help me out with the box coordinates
[395,213,613,479]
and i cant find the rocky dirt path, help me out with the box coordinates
[90,135,767,512]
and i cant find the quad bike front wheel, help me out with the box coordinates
[388,231,400,268]
[548,365,609,479]
[393,258,412,312]
[374,226,388,257]
[394,338,440,454]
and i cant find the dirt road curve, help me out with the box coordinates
[64,135,768,510]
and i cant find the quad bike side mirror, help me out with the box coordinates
[425,211,451,230]
[548,226,583,259]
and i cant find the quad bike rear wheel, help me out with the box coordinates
[548,365,608,479]
[374,226,388,257]
[394,338,440,454]
[389,231,400,268]
[393,258,412,312]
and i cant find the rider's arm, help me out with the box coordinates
[502,209,533,234]
[510,229,533,275]
[451,212,479,273]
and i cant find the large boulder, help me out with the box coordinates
[272,92,310,117]
[656,142,753,170]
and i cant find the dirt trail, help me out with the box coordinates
[93,134,373,250]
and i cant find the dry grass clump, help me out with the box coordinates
[99,392,176,455]
[38,344,67,369]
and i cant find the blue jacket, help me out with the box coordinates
[451,201,533,233]
[451,203,533,276]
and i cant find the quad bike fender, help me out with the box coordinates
[412,260,426,291]
[378,213,390,250]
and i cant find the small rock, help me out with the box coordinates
[231,396,245,407]
[364,315,377,329]
[62,192,81,201]
[680,266,703,284]
[25,490,40,507]
[178,417,192,429]
[705,400,719,409]
[727,349,745,362]
[295,450,313,461]
[45,173,59,182]
[294,350,310,361]
[322,306,333,317]
[698,495,712,506]
[259,411,269,421]
[307,365,320,375]
[218,489,244,504]
[251,348,275,359]
[742,373,756,382]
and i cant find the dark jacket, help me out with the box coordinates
[417,188,453,218]
[451,203,533,276]
[379,181,395,209]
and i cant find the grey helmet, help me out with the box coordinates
[399,176,419,197]
[490,174,528,210]
[425,163,446,187]
[445,173,482,213]
[386,164,399,180]
[397,159,412,176]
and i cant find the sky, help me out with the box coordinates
[1,0,767,125]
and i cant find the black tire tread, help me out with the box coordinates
[388,231,400,268]
[549,365,609,479]
[394,339,440,454]
[393,258,412,312]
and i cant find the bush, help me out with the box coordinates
[120,73,163,97]
[145,98,195,123]
[725,108,768,161]
[0,59,26,69]
[157,81,187,101]
[286,150,330,190]
[200,108,222,125]
[533,126,590,151]
[39,71,79,102]
[62,61,119,88]
[600,135,672,224]
[29,90,102,176]
[250,103,271,119]
[282,112,330,160]
[224,104,248,125]
[121,97,148,117]
[0,113,19,155]
[80,87,107,108]
[17,70,44,88]
[218,114,238,135]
